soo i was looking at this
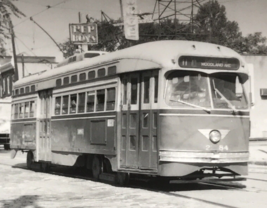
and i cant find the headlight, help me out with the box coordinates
[209,130,221,144]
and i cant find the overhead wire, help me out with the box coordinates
[14,0,73,27]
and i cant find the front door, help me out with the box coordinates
[37,90,52,162]
[120,71,158,170]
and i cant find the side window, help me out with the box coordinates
[96,89,105,111]
[143,76,150,103]
[154,75,158,103]
[24,102,29,118]
[106,88,116,111]
[88,71,96,80]
[131,77,138,104]
[7,76,10,95]
[70,94,77,113]
[78,92,85,113]
[55,97,61,115]
[87,91,95,112]
[14,104,18,119]
[30,101,35,117]
[62,95,69,114]
[19,103,24,118]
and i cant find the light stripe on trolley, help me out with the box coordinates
[52,115,116,121]
[159,113,249,118]
[159,150,249,163]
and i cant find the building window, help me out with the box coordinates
[19,103,24,118]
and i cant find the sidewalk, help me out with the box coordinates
[249,140,267,166]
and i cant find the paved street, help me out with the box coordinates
[0,147,267,208]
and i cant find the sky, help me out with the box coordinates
[6,0,267,62]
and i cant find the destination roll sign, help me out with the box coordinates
[178,56,240,70]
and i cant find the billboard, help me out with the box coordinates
[123,0,139,40]
[69,23,98,45]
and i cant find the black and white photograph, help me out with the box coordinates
[0,0,267,207]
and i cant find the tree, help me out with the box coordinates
[0,0,25,56]
[194,0,267,55]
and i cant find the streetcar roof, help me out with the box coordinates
[14,40,247,88]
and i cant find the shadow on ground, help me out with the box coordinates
[0,195,43,208]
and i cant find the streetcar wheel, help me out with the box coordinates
[4,144,10,150]
[26,151,34,169]
[92,155,102,181]
[116,172,129,186]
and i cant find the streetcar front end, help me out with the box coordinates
[158,55,251,179]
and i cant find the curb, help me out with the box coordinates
[249,161,267,166]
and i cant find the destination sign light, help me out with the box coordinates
[178,56,240,70]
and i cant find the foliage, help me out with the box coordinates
[60,0,267,56]
[0,0,25,56]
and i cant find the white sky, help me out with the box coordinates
[7,0,267,62]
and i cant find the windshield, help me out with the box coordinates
[165,71,249,110]
[210,73,248,110]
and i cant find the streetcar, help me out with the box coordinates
[10,40,251,185]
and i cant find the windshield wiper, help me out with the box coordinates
[213,87,237,111]
[170,99,211,113]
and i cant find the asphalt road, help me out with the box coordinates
[0,147,267,208]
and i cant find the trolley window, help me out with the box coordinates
[71,75,77,83]
[88,71,95,80]
[79,73,86,81]
[131,77,138,105]
[87,91,95,112]
[62,95,69,114]
[96,89,105,111]
[24,102,29,118]
[78,92,85,113]
[70,94,77,113]
[19,103,24,118]
[210,73,248,110]
[55,97,61,115]
[166,71,211,108]
[30,101,35,117]
[143,76,150,103]
[106,88,116,111]
[154,75,158,103]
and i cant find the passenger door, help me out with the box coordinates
[138,71,158,170]
[37,89,52,162]
[120,73,140,168]
[120,71,158,170]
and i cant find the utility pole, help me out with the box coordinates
[7,14,19,81]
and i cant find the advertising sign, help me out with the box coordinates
[123,0,139,40]
[69,23,98,45]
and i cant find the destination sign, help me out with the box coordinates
[178,56,240,70]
